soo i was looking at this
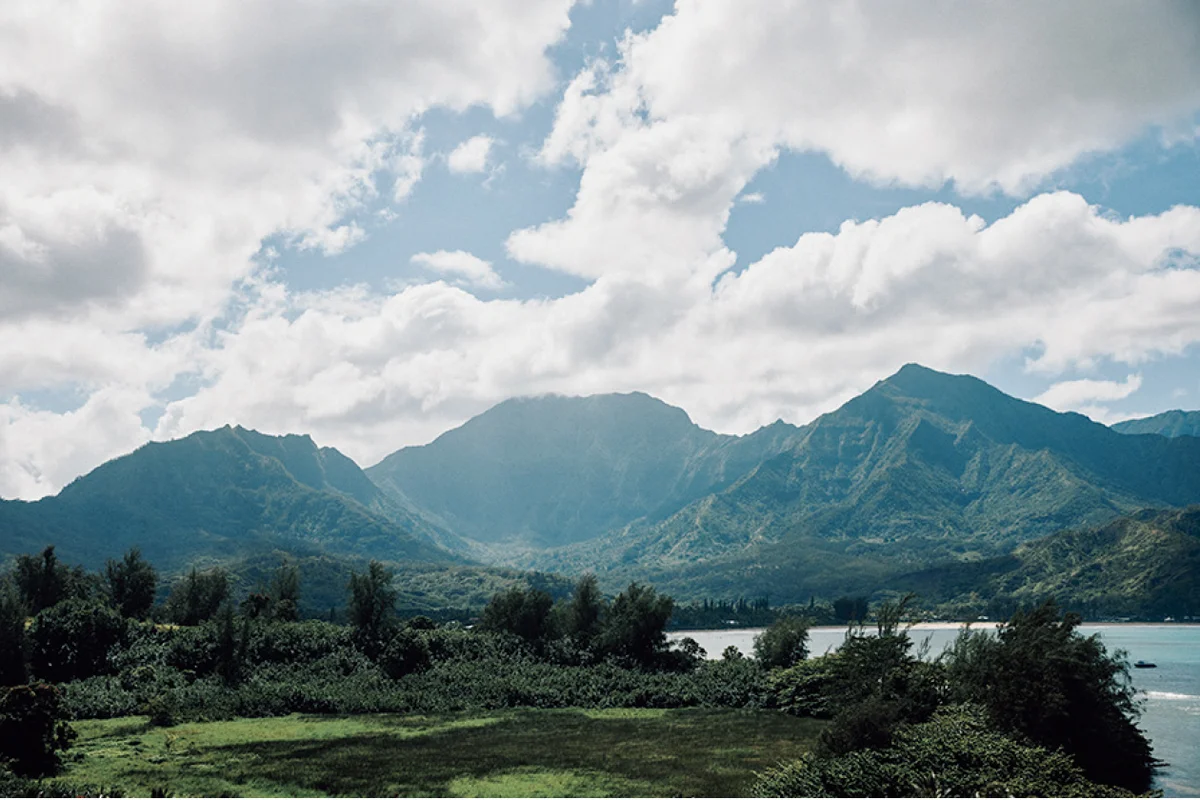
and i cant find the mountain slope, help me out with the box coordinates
[1112,410,1200,438]
[524,365,1200,599]
[894,506,1200,618]
[366,392,803,550]
[0,426,456,572]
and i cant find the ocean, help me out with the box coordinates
[669,624,1200,796]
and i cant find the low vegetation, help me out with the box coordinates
[0,546,1160,797]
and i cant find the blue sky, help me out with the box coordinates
[1,1,1199,498]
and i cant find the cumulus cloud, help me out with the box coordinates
[0,0,573,325]
[411,250,507,290]
[447,135,495,174]
[137,193,1200,488]
[510,1,1200,283]
[5,2,1200,501]
[1033,374,1143,413]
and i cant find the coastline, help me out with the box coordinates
[672,620,1200,634]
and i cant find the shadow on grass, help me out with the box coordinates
[213,708,823,797]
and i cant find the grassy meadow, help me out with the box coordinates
[59,708,825,797]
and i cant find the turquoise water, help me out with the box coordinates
[670,624,1200,796]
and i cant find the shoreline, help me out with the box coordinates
[671,621,1200,634]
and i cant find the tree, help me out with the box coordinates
[28,599,126,683]
[753,615,811,669]
[14,547,74,614]
[164,567,229,625]
[269,562,301,622]
[943,599,1155,792]
[563,574,606,644]
[0,581,27,686]
[832,596,869,623]
[104,547,157,619]
[213,604,249,685]
[595,582,674,669]
[816,595,942,756]
[480,585,554,644]
[348,561,397,655]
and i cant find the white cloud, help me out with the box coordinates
[137,193,1200,488]
[619,1,1200,195]
[510,1,1200,285]
[738,192,765,205]
[7,190,1200,500]
[411,250,507,290]
[447,135,495,174]
[0,0,573,326]
[0,388,153,500]
[5,2,1200,502]
[1033,374,1143,413]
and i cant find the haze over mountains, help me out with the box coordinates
[2,364,1199,615]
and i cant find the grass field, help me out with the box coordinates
[58,708,824,797]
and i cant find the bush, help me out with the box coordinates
[0,684,76,777]
[28,600,127,683]
[770,656,836,718]
[753,704,1129,798]
[753,615,811,669]
[380,629,431,679]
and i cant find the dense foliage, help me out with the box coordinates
[753,704,1128,798]
[943,601,1154,792]
[753,615,811,669]
[0,544,1161,797]
[0,684,76,777]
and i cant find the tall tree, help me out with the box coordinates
[480,585,554,644]
[347,561,396,655]
[0,580,27,686]
[269,562,301,622]
[14,547,72,614]
[596,582,674,669]
[564,574,606,644]
[104,548,157,619]
[164,567,229,625]
[753,615,811,669]
[943,599,1155,792]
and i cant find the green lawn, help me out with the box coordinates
[59,708,823,797]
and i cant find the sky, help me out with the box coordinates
[1,0,1199,500]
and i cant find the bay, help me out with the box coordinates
[669,624,1200,797]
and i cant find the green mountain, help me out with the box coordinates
[517,365,1200,601]
[366,392,804,551]
[894,506,1200,619]
[1112,409,1200,438]
[0,425,455,573]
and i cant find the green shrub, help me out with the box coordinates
[381,629,431,679]
[753,704,1130,798]
[770,656,836,718]
[28,600,126,683]
[753,615,811,669]
[0,684,76,777]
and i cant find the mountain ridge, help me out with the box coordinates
[1112,409,1200,438]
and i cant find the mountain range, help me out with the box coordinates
[2,364,1198,617]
